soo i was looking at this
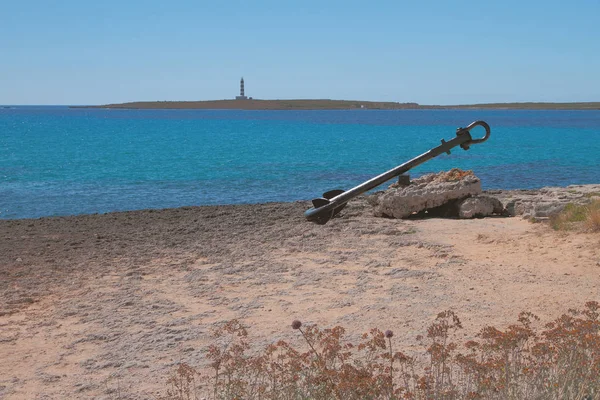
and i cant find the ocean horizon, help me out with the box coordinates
[1,106,599,220]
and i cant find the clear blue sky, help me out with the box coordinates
[1,0,599,105]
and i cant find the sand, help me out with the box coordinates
[1,198,599,399]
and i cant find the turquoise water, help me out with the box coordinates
[1,106,599,219]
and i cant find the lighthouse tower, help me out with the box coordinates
[236,77,248,100]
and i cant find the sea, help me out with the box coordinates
[1,106,599,220]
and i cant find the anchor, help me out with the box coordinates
[305,120,491,224]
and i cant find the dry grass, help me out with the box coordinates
[551,200,600,232]
[162,302,600,400]
[585,201,600,232]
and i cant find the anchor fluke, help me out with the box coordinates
[323,190,348,217]
[323,189,345,199]
[311,197,330,209]
[306,189,347,224]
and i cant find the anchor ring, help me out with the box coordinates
[460,120,491,145]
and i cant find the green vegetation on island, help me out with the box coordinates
[74,99,600,110]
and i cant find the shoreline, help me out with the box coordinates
[2,183,599,222]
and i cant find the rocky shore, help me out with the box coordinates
[486,184,600,218]
[368,169,600,220]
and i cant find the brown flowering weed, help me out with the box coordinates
[164,302,600,399]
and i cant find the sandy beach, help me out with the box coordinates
[1,197,599,399]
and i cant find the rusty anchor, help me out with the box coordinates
[305,120,491,224]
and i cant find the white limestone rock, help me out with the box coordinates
[371,169,482,219]
[485,184,600,218]
[458,196,505,219]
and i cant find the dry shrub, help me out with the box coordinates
[550,203,588,231]
[165,363,201,400]
[165,302,600,399]
[585,200,600,232]
[551,200,600,232]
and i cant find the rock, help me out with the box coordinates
[485,184,600,218]
[371,169,482,219]
[458,196,504,218]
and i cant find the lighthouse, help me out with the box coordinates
[236,77,248,100]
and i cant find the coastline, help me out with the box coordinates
[2,183,599,222]
[71,99,600,111]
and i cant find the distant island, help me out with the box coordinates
[73,99,600,110]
